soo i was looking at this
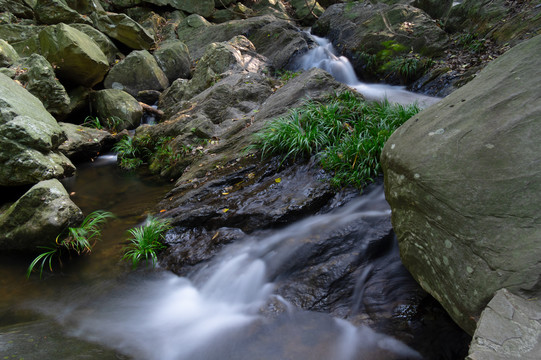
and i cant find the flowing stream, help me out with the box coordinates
[294,34,441,108]
[0,157,438,359]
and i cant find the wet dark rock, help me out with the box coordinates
[0,0,34,19]
[152,39,192,83]
[160,157,334,233]
[249,19,314,70]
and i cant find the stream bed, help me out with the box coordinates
[0,157,469,359]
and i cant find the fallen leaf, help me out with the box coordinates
[160,209,166,213]
[222,208,229,213]
[275,178,281,183]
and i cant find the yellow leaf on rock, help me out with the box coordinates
[222,208,229,213]
[275,178,281,183]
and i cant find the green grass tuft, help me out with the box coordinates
[26,210,114,279]
[122,216,171,269]
[253,91,420,188]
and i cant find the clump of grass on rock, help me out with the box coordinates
[253,91,420,188]
[122,216,171,269]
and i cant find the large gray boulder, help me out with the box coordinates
[39,23,109,87]
[0,0,34,19]
[90,89,143,131]
[91,11,155,50]
[69,23,120,64]
[467,289,541,360]
[158,35,267,115]
[152,39,192,83]
[0,179,83,251]
[11,54,71,118]
[104,50,169,97]
[176,14,277,60]
[0,73,75,186]
[380,34,541,335]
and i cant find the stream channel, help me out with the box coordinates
[0,38,468,359]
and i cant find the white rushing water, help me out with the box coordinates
[33,187,421,360]
[295,34,440,108]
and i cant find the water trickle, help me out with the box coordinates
[295,34,440,108]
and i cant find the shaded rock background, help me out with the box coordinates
[381,34,541,335]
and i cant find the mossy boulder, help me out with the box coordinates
[39,23,109,87]
[34,0,93,25]
[0,24,46,45]
[90,89,143,131]
[69,23,120,64]
[0,179,83,251]
[104,50,169,97]
[381,34,541,335]
[11,54,71,118]
[313,1,449,77]
[153,39,192,83]
[0,73,75,186]
[0,39,19,67]
[91,11,155,50]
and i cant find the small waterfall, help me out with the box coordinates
[33,186,422,360]
[295,34,440,108]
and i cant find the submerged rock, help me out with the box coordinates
[0,73,74,186]
[381,34,541,335]
[0,179,83,251]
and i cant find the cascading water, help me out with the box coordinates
[294,34,440,108]
[28,186,422,360]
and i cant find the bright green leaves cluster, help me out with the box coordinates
[26,210,115,278]
[254,91,420,188]
[122,216,171,269]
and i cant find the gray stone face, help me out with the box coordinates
[380,34,541,335]
[0,73,75,186]
[104,50,169,97]
[0,179,83,251]
[34,0,93,25]
[467,289,541,360]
